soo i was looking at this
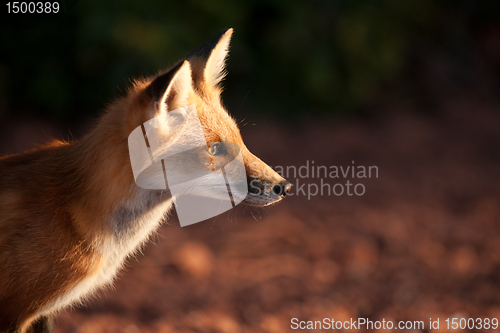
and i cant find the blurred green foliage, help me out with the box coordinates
[0,0,499,120]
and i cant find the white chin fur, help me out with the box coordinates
[243,193,283,207]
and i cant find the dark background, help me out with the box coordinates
[1,1,500,332]
[2,0,500,122]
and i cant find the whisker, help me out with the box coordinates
[235,90,251,115]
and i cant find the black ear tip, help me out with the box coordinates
[146,61,184,101]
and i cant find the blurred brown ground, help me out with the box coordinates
[1,94,500,333]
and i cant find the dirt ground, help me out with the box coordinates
[2,94,500,333]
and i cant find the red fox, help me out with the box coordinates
[0,28,290,333]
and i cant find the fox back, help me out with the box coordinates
[0,29,290,332]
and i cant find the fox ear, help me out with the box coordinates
[147,60,193,115]
[187,28,233,87]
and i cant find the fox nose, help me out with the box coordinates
[272,181,292,197]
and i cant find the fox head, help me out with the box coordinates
[117,28,290,208]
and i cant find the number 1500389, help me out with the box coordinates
[445,317,498,330]
[6,2,59,14]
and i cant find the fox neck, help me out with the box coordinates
[72,115,173,257]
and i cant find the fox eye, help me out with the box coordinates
[208,143,222,156]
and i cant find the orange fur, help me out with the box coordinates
[0,29,289,332]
